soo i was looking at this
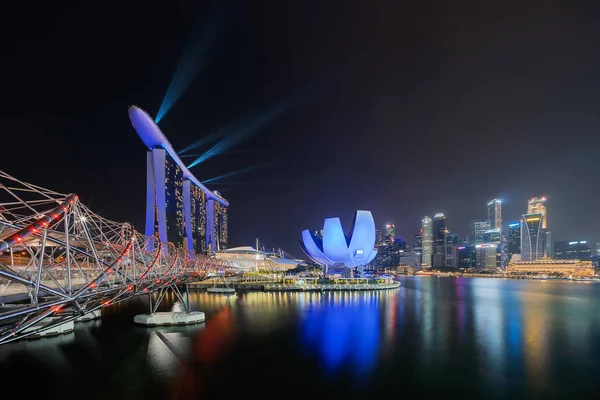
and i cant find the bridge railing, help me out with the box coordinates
[0,170,237,344]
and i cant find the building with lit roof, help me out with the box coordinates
[506,259,594,277]
[128,106,228,254]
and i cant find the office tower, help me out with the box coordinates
[445,230,458,268]
[458,245,475,269]
[432,213,446,268]
[385,223,396,244]
[487,198,502,230]
[421,216,433,268]
[528,197,547,229]
[597,242,600,256]
[470,219,490,244]
[484,229,501,243]
[375,230,383,247]
[521,213,544,260]
[475,243,498,270]
[500,233,509,269]
[414,229,423,264]
[545,230,552,258]
[508,222,521,256]
[554,240,591,260]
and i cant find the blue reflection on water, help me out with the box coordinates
[301,293,380,375]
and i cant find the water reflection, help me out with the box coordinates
[299,291,384,375]
[3,280,600,399]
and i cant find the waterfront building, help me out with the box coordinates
[508,222,521,256]
[421,216,433,268]
[445,230,458,268]
[470,219,490,245]
[506,259,594,277]
[458,245,475,269]
[487,198,502,230]
[521,213,545,261]
[545,230,552,258]
[300,210,377,275]
[214,245,300,271]
[414,229,423,264]
[398,248,421,268]
[432,213,446,268]
[129,106,228,254]
[475,243,498,270]
[554,240,591,260]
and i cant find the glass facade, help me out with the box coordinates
[508,223,521,256]
[470,219,490,245]
[521,213,544,261]
[554,240,591,260]
[164,153,183,245]
[213,200,228,250]
[421,216,432,268]
[189,182,207,254]
[487,199,502,230]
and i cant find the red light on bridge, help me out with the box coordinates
[16,237,22,242]
[53,214,59,219]
[90,283,96,288]
[127,285,133,291]
[103,301,110,306]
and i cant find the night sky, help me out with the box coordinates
[3,1,600,257]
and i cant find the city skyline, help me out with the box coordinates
[4,1,600,256]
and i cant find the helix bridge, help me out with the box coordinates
[0,170,237,344]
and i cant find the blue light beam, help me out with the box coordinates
[155,5,227,123]
[201,163,268,184]
[178,119,243,155]
[187,83,318,169]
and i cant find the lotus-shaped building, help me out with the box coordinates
[300,210,377,269]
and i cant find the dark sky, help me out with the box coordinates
[3,0,600,257]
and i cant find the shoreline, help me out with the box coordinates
[409,273,599,282]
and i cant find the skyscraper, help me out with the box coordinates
[445,230,458,268]
[433,213,446,268]
[375,230,383,247]
[470,219,490,245]
[385,223,396,244]
[487,198,502,230]
[554,240,591,260]
[521,213,544,260]
[508,222,521,257]
[421,216,433,268]
[527,197,547,229]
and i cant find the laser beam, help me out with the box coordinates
[155,4,227,123]
[187,83,318,169]
[178,119,243,155]
[201,163,268,184]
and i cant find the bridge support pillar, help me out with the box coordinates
[134,284,204,326]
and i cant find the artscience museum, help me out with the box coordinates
[299,210,377,275]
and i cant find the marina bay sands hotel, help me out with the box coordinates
[128,106,228,254]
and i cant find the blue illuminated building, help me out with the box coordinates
[128,106,228,253]
[300,210,377,274]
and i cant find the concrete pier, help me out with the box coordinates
[23,317,75,338]
[75,310,101,322]
[207,287,235,294]
[133,311,205,327]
